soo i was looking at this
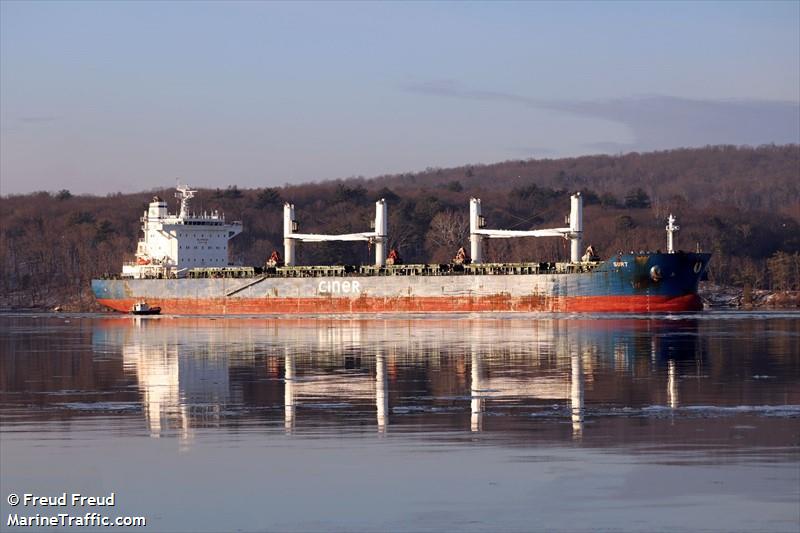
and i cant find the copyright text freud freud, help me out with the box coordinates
[6,492,147,528]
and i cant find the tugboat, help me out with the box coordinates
[131,301,161,315]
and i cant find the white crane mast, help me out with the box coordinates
[283,199,388,267]
[469,192,584,263]
[569,193,583,263]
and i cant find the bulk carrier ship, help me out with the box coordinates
[92,186,710,314]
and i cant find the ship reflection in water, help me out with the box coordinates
[1,313,798,532]
[120,318,232,439]
[99,316,710,441]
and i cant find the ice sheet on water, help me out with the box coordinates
[680,405,800,416]
[519,404,800,420]
[57,402,141,412]
[301,402,352,409]
[385,404,467,414]
[37,390,116,396]
[606,404,800,418]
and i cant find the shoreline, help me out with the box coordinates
[699,284,800,309]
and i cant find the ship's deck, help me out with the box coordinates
[266,261,603,278]
[100,261,605,280]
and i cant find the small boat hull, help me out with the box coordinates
[131,305,161,315]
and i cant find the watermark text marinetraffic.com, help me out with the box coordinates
[6,492,147,528]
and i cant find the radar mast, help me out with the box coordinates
[175,184,197,219]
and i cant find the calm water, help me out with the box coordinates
[1,313,798,532]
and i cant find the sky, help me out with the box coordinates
[1,1,799,195]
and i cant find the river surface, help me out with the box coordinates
[1,312,798,532]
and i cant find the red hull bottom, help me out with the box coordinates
[98,294,703,315]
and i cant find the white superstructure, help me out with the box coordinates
[122,186,242,279]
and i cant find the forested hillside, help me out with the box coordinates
[2,144,799,310]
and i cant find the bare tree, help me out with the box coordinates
[425,210,469,252]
